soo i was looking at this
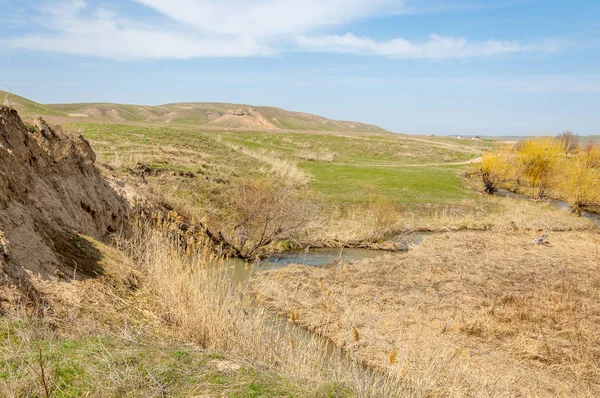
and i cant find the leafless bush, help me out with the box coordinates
[557,130,579,155]
[228,178,315,258]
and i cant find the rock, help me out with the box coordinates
[214,359,241,373]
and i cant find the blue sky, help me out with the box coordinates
[1,0,599,135]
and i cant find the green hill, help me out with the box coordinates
[0,91,387,133]
[48,101,388,132]
[1,91,68,117]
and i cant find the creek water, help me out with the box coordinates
[495,189,600,226]
[222,232,429,284]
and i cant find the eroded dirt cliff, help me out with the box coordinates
[0,106,129,291]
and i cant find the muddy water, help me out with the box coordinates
[223,248,399,284]
[222,233,429,284]
[495,189,600,226]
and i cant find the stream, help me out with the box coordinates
[495,189,600,227]
[221,190,600,284]
[223,232,429,284]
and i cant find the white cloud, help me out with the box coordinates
[134,0,399,36]
[4,0,271,58]
[295,33,560,58]
[1,0,561,60]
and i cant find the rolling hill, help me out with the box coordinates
[1,91,388,133]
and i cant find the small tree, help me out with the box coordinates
[228,178,313,259]
[557,131,578,155]
[561,146,600,212]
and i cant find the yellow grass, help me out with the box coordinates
[121,223,414,397]
[300,194,595,249]
[255,230,600,397]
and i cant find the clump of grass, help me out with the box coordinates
[217,138,312,186]
[294,150,336,163]
[0,317,338,397]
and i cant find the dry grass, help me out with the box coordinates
[294,149,337,162]
[0,230,390,397]
[117,223,416,397]
[216,137,312,186]
[301,195,596,249]
[255,230,600,397]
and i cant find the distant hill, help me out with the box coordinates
[1,91,68,117]
[1,91,388,133]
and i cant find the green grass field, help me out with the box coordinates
[59,121,486,209]
[302,163,474,203]
[64,122,485,209]
[4,91,492,210]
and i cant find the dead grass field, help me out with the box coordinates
[255,229,600,397]
[0,232,369,397]
[297,194,596,249]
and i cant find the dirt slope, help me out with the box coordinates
[0,106,129,291]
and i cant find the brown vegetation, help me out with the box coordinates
[227,178,315,259]
[255,230,600,397]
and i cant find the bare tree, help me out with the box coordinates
[557,131,578,155]
[228,178,313,259]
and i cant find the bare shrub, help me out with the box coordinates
[228,178,314,259]
[557,130,579,155]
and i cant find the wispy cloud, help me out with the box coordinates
[4,0,271,58]
[1,0,561,60]
[295,33,559,58]
[133,0,400,36]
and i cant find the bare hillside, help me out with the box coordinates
[1,91,388,133]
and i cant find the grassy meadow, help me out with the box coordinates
[3,94,599,397]
[63,121,486,206]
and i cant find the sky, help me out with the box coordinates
[0,0,599,135]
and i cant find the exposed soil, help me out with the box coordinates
[208,108,278,129]
[0,107,130,300]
